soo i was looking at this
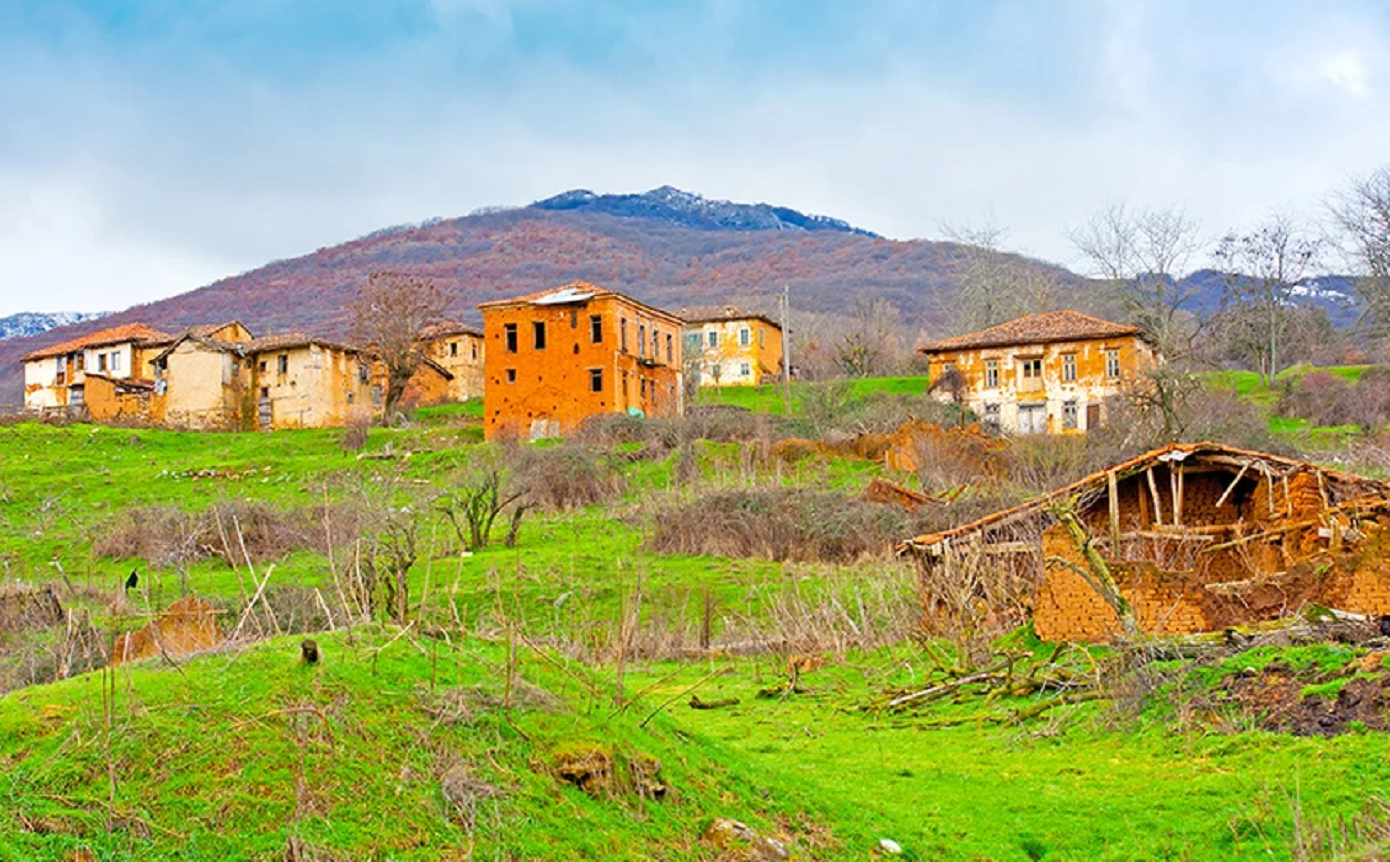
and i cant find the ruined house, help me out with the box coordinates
[479,282,684,440]
[22,323,174,415]
[241,333,378,430]
[900,442,1390,642]
[681,307,785,388]
[917,310,1157,434]
[420,321,485,402]
[148,322,256,429]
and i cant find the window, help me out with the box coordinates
[259,360,267,373]
[533,321,547,350]
[590,315,603,343]
[1062,354,1077,382]
[277,354,289,374]
[450,342,458,357]
[707,330,718,348]
[1019,357,1042,389]
[640,378,647,398]
[638,324,647,357]
[740,362,751,377]
[111,352,121,372]
[471,342,478,360]
[985,359,999,388]
[504,323,518,353]
[358,363,370,383]
[347,391,355,404]
[620,318,628,352]
[652,328,659,358]
[758,328,765,348]
[589,368,603,393]
[570,308,579,329]
[666,333,673,363]
[260,386,270,399]
[371,385,383,406]
[97,353,108,372]
[942,361,955,376]
[1063,400,1078,430]
[505,369,517,384]
[983,403,1001,433]
[75,353,84,371]
[1105,349,1121,378]
[739,328,750,346]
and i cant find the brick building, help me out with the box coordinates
[901,442,1390,642]
[478,283,684,440]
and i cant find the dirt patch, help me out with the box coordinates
[111,595,221,665]
[549,744,667,800]
[1212,662,1390,736]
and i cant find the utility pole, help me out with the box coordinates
[780,284,793,416]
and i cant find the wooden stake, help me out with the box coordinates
[1216,462,1250,507]
[1107,470,1121,551]
[1146,468,1163,527]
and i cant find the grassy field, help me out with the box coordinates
[2,368,1389,860]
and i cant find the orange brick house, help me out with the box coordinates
[901,442,1390,642]
[917,310,1157,434]
[479,283,684,440]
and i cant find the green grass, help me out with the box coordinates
[695,376,931,415]
[7,633,1390,860]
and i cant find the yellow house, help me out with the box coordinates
[243,334,376,430]
[22,323,174,413]
[419,322,485,401]
[681,307,784,388]
[148,322,256,429]
[916,310,1157,435]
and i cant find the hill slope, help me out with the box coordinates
[0,187,1079,406]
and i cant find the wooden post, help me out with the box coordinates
[1146,468,1163,526]
[1216,462,1250,507]
[1107,470,1121,552]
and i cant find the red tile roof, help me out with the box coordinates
[22,324,174,361]
[244,333,359,354]
[477,282,683,323]
[916,311,1142,354]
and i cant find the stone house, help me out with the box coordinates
[21,323,174,414]
[901,442,1390,642]
[479,282,684,440]
[916,310,1157,434]
[419,321,485,402]
[681,307,784,388]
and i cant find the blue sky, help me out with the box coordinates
[2,0,1388,314]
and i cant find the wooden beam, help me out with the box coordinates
[1146,467,1163,526]
[1169,465,1182,526]
[1107,470,1121,552]
[1215,462,1250,507]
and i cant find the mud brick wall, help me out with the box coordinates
[1034,559,1211,642]
[1323,521,1390,615]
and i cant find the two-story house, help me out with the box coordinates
[419,322,485,402]
[681,307,785,388]
[21,323,175,414]
[917,310,1156,434]
[479,282,684,440]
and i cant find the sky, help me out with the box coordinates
[2,0,1389,315]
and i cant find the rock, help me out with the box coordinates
[702,817,789,860]
[879,837,904,854]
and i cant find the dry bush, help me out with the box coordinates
[512,443,627,511]
[1279,367,1390,430]
[93,500,367,567]
[643,486,910,563]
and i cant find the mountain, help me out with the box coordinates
[0,186,1078,406]
[0,311,109,342]
[1179,270,1365,329]
[531,186,880,237]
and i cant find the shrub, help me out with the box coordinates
[643,486,912,563]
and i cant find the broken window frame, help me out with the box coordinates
[590,314,603,343]
[985,359,999,389]
[707,330,718,348]
[277,354,289,375]
[533,321,547,350]
[589,368,603,393]
[504,323,518,354]
[666,332,673,363]
[505,368,517,384]
[638,324,647,357]
[1062,400,1078,430]
[450,342,458,357]
[620,318,628,353]
[111,352,121,372]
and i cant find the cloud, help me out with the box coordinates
[1320,49,1371,97]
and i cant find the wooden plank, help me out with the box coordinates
[1107,470,1121,552]
[1146,467,1163,526]
[1170,465,1181,526]
[1216,462,1250,507]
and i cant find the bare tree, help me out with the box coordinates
[834,297,903,377]
[1328,167,1390,342]
[941,221,1066,332]
[1214,214,1321,386]
[349,271,449,421]
[1068,203,1206,359]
